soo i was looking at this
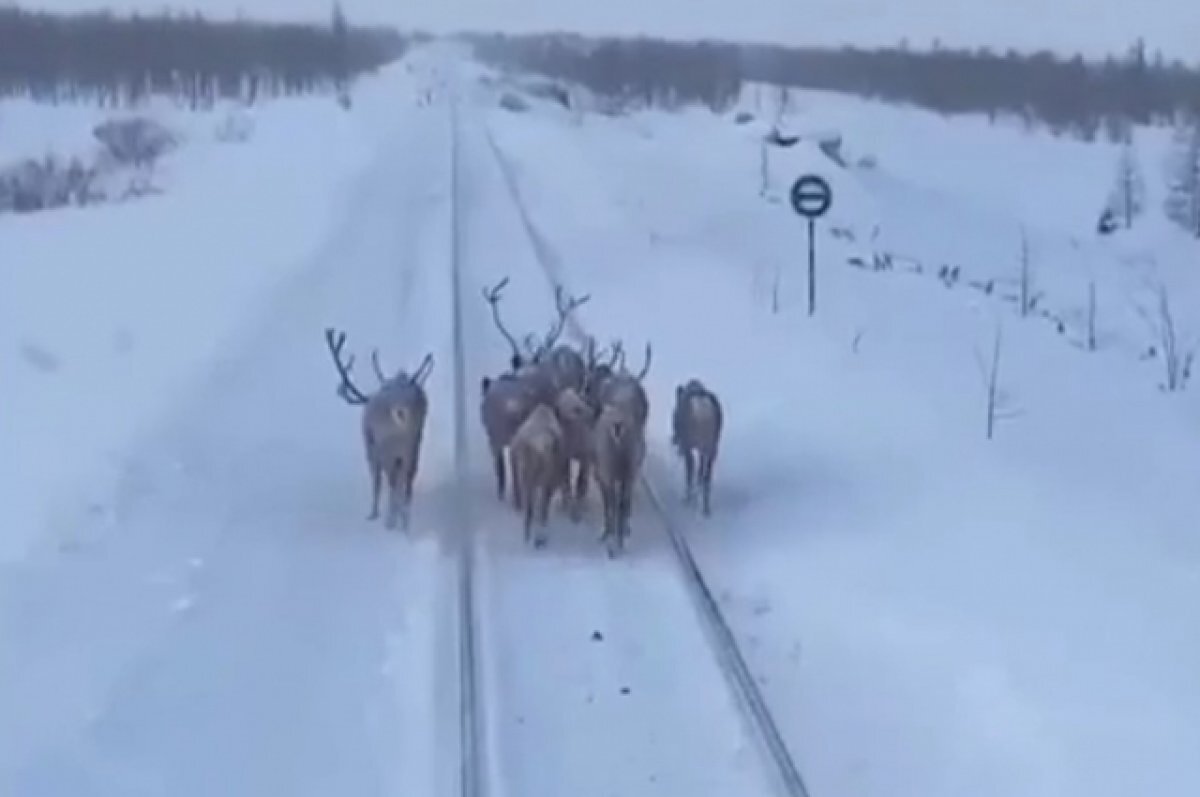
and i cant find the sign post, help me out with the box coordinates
[789,174,833,316]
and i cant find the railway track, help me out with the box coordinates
[438,67,813,797]
[478,118,814,797]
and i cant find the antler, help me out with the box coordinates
[522,333,542,361]
[611,339,626,370]
[323,327,371,405]
[539,285,590,355]
[412,353,435,386]
[633,342,652,380]
[481,277,522,364]
[371,350,387,384]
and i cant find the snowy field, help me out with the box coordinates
[23,0,1200,61]
[477,64,1200,796]
[3,38,1200,797]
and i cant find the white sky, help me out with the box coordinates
[20,0,1200,61]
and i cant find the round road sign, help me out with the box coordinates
[789,174,832,219]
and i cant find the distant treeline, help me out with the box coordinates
[470,33,743,112]
[469,33,1200,139]
[0,5,408,106]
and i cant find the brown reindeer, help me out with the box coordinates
[509,404,570,547]
[324,328,433,531]
[672,379,723,516]
[480,374,540,510]
[590,402,646,557]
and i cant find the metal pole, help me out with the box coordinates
[807,217,816,316]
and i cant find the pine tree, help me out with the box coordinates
[1108,137,1145,228]
[331,1,351,109]
[1163,118,1200,237]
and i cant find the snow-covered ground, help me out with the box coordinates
[478,66,1200,796]
[0,56,459,794]
[4,38,1200,797]
[26,0,1200,62]
[0,80,385,563]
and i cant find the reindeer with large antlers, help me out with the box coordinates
[479,278,592,512]
[324,328,434,531]
[480,277,542,509]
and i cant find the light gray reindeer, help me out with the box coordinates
[591,401,646,557]
[324,327,433,531]
[509,404,570,547]
[672,379,723,516]
[553,385,600,521]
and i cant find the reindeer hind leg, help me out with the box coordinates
[534,479,552,549]
[491,442,506,501]
[510,449,524,512]
[682,447,696,506]
[384,459,403,530]
[573,459,589,521]
[367,458,382,521]
[696,453,710,516]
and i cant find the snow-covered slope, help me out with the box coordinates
[25,0,1200,61]
[478,67,1200,796]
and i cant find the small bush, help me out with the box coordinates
[93,117,178,167]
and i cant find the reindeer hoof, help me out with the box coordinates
[533,535,548,549]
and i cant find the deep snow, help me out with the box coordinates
[478,65,1200,797]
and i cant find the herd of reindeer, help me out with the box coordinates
[322,278,723,557]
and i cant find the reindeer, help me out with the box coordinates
[480,373,541,510]
[479,278,589,509]
[596,340,653,429]
[591,402,646,557]
[482,276,528,375]
[672,379,723,516]
[324,328,433,531]
[579,337,621,407]
[536,285,590,390]
[553,386,600,520]
[508,404,570,547]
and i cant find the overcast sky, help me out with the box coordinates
[21,0,1200,61]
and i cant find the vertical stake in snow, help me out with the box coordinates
[789,174,832,316]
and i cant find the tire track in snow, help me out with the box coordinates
[479,121,814,797]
